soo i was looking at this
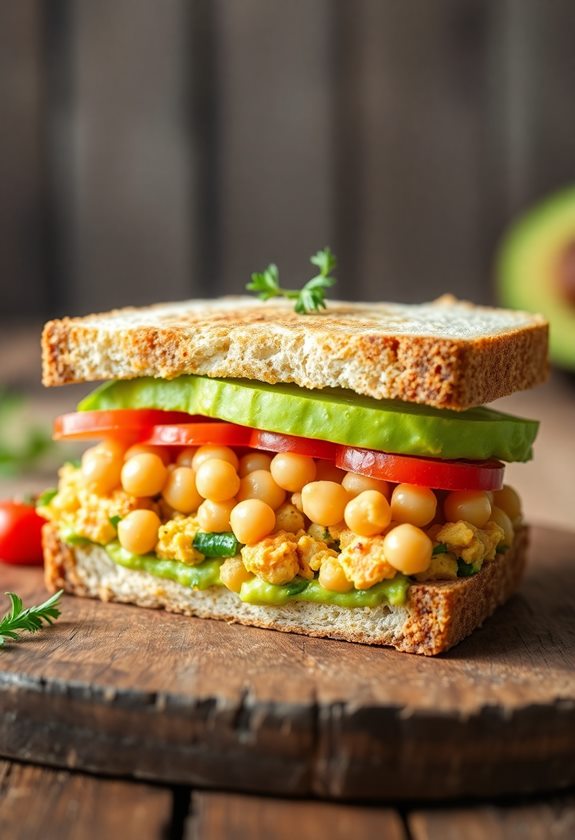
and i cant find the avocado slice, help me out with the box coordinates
[79,375,538,462]
[498,185,575,369]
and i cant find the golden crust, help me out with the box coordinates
[41,297,548,409]
[43,522,528,656]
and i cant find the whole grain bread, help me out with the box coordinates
[43,522,528,656]
[42,296,548,410]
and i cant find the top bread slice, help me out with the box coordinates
[42,295,548,410]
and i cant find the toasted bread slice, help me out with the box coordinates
[42,296,547,410]
[43,523,527,656]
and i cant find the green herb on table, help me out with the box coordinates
[246,247,337,314]
[0,590,63,647]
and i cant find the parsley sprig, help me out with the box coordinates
[0,590,63,647]
[247,247,337,314]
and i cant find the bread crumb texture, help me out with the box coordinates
[42,296,548,409]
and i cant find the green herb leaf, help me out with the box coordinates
[457,558,481,578]
[284,578,310,597]
[193,531,241,558]
[109,515,122,528]
[0,590,63,647]
[37,488,58,508]
[246,247,337,314]
[432,542,449,556]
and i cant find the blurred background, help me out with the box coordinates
[0,0,574,528]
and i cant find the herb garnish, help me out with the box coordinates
[0,590,63,647]
[247,247,336,314]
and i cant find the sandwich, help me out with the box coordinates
[39,294,548,655]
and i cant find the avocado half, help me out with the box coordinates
[498,186,575,369]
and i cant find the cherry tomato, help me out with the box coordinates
[336,447,505,491]
[249,429,337,460]
[0,501,45,566]
[53,409,198,441]
[141,422,252,447]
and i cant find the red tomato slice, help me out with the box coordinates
[141,422,252,447]
[250,429,337,460]
[336,446,505,491]
[54,410,199,441]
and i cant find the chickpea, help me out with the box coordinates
[238,470,286,510]
[230,499,276,544]
[162,467,202,514]
[344,490,391,537]
[444,490,491,528]
[275,502,305,534]
[118,509,161,555]
[383,524,433,575]
[490,506,514,546]
[121,453,168,497]
[342,471,391,499]
[220,556,253,593]
[390,484,437,527]
[270,452,317,492]
[238,452,272,477]
[318,557,353,593]
[81,445,123,495]
[124,444,171,466]
[314,461,346,483]
[195,458,240,502]
[493,484,522,523]
[175,447,198,468]
[98,438,128,460]
[291,492,304,512]
[301,481,350,527]
[197,499,235,532]
[192,445,239,471]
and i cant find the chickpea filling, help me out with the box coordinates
[40,441,522,600]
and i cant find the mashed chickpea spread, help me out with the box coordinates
[40,441,519,608]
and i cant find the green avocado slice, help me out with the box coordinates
[79,375,538,462]
[498,185,575,370]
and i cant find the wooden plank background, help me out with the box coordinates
[1,0,575,318]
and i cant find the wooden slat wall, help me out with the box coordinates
[1,1,575,315]
[0,0,45,317]
[68,0,195,314]
[213,0,334,296]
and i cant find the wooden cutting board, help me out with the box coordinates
[0,524,574,802]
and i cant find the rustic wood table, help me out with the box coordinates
[1,327,575,838]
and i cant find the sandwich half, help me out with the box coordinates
[40,296,547,655]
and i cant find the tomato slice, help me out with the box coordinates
[53,410,199,441]
[141,422,252,447]
[250,429,337,460]
[336,446,504,491]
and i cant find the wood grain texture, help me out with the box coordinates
[409,798,575,840]
[0,759,173,840]
[187,792,406,840]
[0,525,574,801]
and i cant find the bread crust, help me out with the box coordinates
[43,522,528,656]
[42,297,548,410]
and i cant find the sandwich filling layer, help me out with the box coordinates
[39,453,520,610]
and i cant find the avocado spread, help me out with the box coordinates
[84,539,411,608]
[79,374,538,462]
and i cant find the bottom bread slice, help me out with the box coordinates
[43,522,528,656]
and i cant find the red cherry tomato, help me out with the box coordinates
[53,409,199,441]
[141,422,252,447]
[336,447,505,491]
[0,501,45,566]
